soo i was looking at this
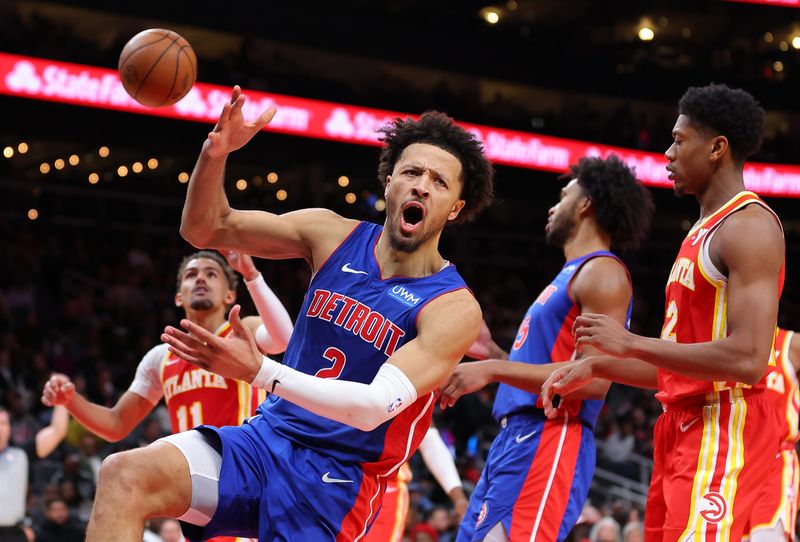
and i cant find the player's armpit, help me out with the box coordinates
[388,289,482,397]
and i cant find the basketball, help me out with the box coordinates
[118,28,197,107]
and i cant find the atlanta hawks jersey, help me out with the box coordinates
[129,322,265,433]
[259,221,469,472]
[656,191,785,403]
[768,328,800,444]
[492,250,632,427]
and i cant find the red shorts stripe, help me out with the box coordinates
[336,473,386,542]
[509,414,583,542]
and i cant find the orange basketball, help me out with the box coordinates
[118,28,197,107]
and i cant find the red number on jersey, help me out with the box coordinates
[315,347,347,379]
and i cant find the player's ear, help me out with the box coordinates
[448,199,466,221]
[174,292,183,308]
[223,289,236,305]
[384,175,391,197]
[709,135,728,162]
[577,194,593,217]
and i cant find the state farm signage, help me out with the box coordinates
[3,53,800,197]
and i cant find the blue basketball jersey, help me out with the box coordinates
[259,221,469,472]
[491,251,632,427]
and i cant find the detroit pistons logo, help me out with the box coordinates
[698,492,727,523]
[475,501,489,528]
[513,316,531,351]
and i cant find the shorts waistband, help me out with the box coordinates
[497,408,583,429]
[661,387,764,412]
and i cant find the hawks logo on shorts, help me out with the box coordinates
[697,492,727,524]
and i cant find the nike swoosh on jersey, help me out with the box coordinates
[679,417,701,432]
[515,430,537,444]
[341,263,368,275]
[322,472,354,484]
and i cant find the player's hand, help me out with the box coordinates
[438,361,495,409]
[221,249,259,281]
[42,374,76,407]
[540,359,594,418]
[573,313,635,358]
[449,487,469,522]
[464,320,493,360]
[162,305,263,382]
[204,85,277,159]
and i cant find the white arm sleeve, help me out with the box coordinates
[418,427,463,493]
[252,357,417,431]
[246,273,294,354]
[128,344,167,405]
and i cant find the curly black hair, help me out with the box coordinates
[377,111,494,223]
[567,155,654,251]
[678,84,765,163]
[176,250,238,292]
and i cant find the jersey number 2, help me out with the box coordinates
[176,401,203,432]
[661,300,678,342]
[315,347,346,379]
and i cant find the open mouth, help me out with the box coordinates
[400,201,426,233]
[192,286,209,295]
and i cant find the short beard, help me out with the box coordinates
[546,216,575,248]
[386,228,423,253]
[190,298,214,311]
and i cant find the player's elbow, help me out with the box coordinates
[180,221,212,248]
[738,352,770,385]
[352,413,385,432]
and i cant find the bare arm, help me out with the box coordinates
[574,206,784,385]
[42,374,155,442]
[180,87,354,268]
[440,257,630,406]
[34,405,69,458]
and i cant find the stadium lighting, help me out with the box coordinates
[638,26,655,41]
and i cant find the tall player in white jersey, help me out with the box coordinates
[84,88,494,541]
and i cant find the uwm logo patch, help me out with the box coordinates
[387,285,421,307]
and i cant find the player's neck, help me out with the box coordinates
[696,168,746,221]
[374,233,446,278]
[185,308,227,334]
[563,223,610,261]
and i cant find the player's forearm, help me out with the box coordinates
[64,394,131,442]
[627,335,768,385]
[588,356,658,389]
[492,360,608,400]
[246,274,294,353]
[181,147,233,247]
[35,405,69,458]
[418,428,462,493]
[252,357,417,431]
[487,341,508,360]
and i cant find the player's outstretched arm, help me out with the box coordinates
[418,427,468,520]
[221,250,294,354]
[42,373,155,443]
[181,87,356,268]
[34,405,69,458]
[573,206,784,384]
[162,292,481,432]
[441,257,630,408]
[540,356,658,417]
